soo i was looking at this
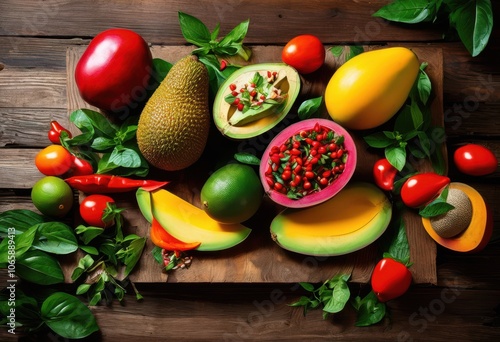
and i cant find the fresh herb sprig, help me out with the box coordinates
[62,108,150,177]
[178,11,251,96]
[363,62,446,174]
[0,209,99,339]
[289,273,352,319]
[373,0,493,57]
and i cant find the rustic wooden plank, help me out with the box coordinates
[0,149,41,189]
[0,68,66,108]
[0,0,446,44]
[0,108,68,147]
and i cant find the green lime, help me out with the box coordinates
[201,163,263,224]
[31,176,74,218]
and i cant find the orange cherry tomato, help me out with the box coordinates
[35,145,73,176]
[282,34,325,74]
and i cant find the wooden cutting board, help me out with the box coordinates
[65,45,444,284]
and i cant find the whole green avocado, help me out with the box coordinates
[137,54,210,171]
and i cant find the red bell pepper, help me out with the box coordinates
[400,172,450,208]
[373,158,398,191]
[150,218,201,251]
[65,174,168,193]
[48,120,72,144]
[371,257,412,302]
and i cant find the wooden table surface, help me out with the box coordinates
[1,1,499,341]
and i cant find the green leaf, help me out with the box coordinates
[16,250,64,285]
[417,63,432,104]
[385,214,411,265]
[299,282,316,292]
[298,96,323,120]
[329,46,344,57]
[394,105,415,133]
[178,11,211,46]
[347,46,364,61]
[448,0,493,57]
[41,292,99,339]
[32,222,79,255]
[71,254,95,281]
[363,132,395,148]
[0,209,45,238]
[354,291,386,326]
[91,136,116,151]
[419,201,455,218]
[116,237,146,277]
[219,19,250,46]
[373,0,440,23]
[70,109,118,138]
[323,279,350,313]
[74,225,105,244]
[234,152,261,166]
[152,58,172,84]
[107,146,142,169]
[410,100,424,130]
[385,145,407,171]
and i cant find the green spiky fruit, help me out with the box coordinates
[137,54,210,171]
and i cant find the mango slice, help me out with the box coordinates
[136,188,252,251]
[270,182,392,256]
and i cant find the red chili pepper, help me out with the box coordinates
[373,158,398,191]
[150,218,200,251]
[371,257,412,302]
[65,174,168,193]
[48,120,72,144]
[400,172,450,208]
[66,155,94,177]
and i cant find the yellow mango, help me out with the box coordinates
[325,47,420,130]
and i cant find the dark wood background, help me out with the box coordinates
[0,1,499,341]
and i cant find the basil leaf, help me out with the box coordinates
[419,201,455,218]
[329,46,344,57]
[91,136,116,151]
[117,237,146,277]
[448,0,493,57]
[152,58,172,85]
[71,254,95,281]
[219,19,250,46]
[16,250,64,285]
[354,291,386,326]
[0,209,45,237]
[70,109,118,138]
[32,222,78,255]
[108,146,142,169]
[234,152,261,166]
[75,225,105,245]
[373,0,440,23]
[323,279,350,313]
[347,45,364,61]
[363,132,395,148]
[417,63,432,104]
[385,214,411,265]
[178,11,211,46]
[410,100,424,130]
[385,145,407,171]
[41,292,99,339]
[298,96,323,120]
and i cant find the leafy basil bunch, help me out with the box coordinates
[178,11,250,97]
[72,207,146,305]
[363,62,447,175]
[373,0,493,57]
[63,108,149,177]
[0,210,99,338]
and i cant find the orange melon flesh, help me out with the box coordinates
[270,182,392,256]
[422,182,492,253]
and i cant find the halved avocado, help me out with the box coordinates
[213,63,300,139]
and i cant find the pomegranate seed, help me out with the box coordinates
[319,177,328,186]
[233,98,240,105]
[337,149,344,157]
[330,151,337,159]
[266,176,274,187]
[265,164,272,175]
[329,143,337,151]
[295,157,303,165]
[290,148,301,156]
[270,154,281,164]
[322,170,331,178]
[305,171,315,179]
[274,182,283,191]
[294,165,302,174]
[282,170,292,180]
[318,146,327,155]
[316,134,323,142]
[310,157,319,165]
[229,83,237,91]
[260,95,266,100]
[250,90,257,97]
[280,144,288,152]
[270,146,280,155]
[237,103,244,111]
[231,91,239,97]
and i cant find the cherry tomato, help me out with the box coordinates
[80,194,116,228]
[453,143,498,176]
[282,34,325,74]
[373,158,398,191]
[35,145,73,176]
[400,172,450,208]
[371,257,412,302]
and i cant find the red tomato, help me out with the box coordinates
[75,28,153,113]
[453,144,498,176]
[35,145,73,176]
[371,257,412,302]
[80,194,116,228]
[282,34,325,74]
[373,158,398,191]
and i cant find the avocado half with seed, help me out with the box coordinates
[213,63,300,139]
